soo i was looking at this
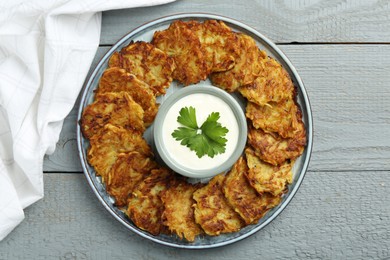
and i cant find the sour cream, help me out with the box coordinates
[161,93,239,171]
[153,85,247,178]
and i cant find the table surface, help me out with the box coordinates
[2,1,390,259]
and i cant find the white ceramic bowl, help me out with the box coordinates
[153,84,247,178]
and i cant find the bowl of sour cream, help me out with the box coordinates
[153,84,247,179]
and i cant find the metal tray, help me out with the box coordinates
[76,13,313,249]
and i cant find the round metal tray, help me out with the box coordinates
[77,13,313,249]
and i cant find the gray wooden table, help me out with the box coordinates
[1,1,390,259]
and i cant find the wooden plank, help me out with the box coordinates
[100,0,390,45]
[283,44,390,171]
[0,171,389,259]
[43,44,390,172]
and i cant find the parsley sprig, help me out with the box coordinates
[171,106,229,158]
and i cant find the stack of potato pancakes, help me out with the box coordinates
[80,20,306,242]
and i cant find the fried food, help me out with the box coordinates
[210,33,267,92]
[87,124,152,182]
[161,179,204,242]
[222,157,281,225]
[193,174,244,236]
[108,51,121,68]
[152,20,208,85]
[108,41,176,96]
[96,67,158,126]
[239,57,295,106]
[245,148,293,196]
[126,168,174,236]
[246,99,302,139]
[248,123,306,166]
[185,20,239,73]
[82,19,308,242]
[106,152,158,207]
[80,92,144,139]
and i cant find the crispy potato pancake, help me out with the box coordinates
[210,33,267,92]
[108,52,121,68]
[81,19,308,242]
[106,152,158,207]
[223,157,281,225]
[248,123,306,166]
[87,124,152,182]
[245,148,293,196]
[193,174,244,236]
[239,57,295,106]
[108,41,175,96]
[185,20,239,73]
[161,179,204,242]
[246,99,302,139]
[152,20,208,85]
[126,168,174,236]
[96,67,158,126]
[80,92,144,139]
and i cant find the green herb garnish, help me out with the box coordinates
[172,106,229,158]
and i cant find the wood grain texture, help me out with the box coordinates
[43,44,390,172]
[0,171,389,259]
[100,0,390,45]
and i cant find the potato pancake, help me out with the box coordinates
[107,51,121,68]
[108,41,175,96]
[87,124,152,182]
[96,67,158,126]
[223,157,281,225]
[126,168,174,236]
[106,152,158,207]
[246,99,302,139]
[80,92,144,139]
[193,174,244,236]
[152,20,208,85]
[161,179,204,242]
[185,20,239,73]
[210,33,267,92]
[248,123,306,166]
[81,19,308,242]
[245,148,293,196]
[239,57,295,106]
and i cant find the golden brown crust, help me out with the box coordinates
[152,20,208,85]
[108,41,176,96]
[238,57,295,106]
[106,152,158,207]
[210,33,267,92]
[185,20,240,74]
[222,157,282,225]
[108,51,121,68]
[126,168,175,236]
[87,124,152,182]
[193,174,244,236]
[80,92,144,139]
[248,124,306,166]
[96,67,158,126]
[246,99,302,139]
[161,179,204,242]
[245,148,293,196]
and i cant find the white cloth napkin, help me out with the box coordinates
[0,0,175,241]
